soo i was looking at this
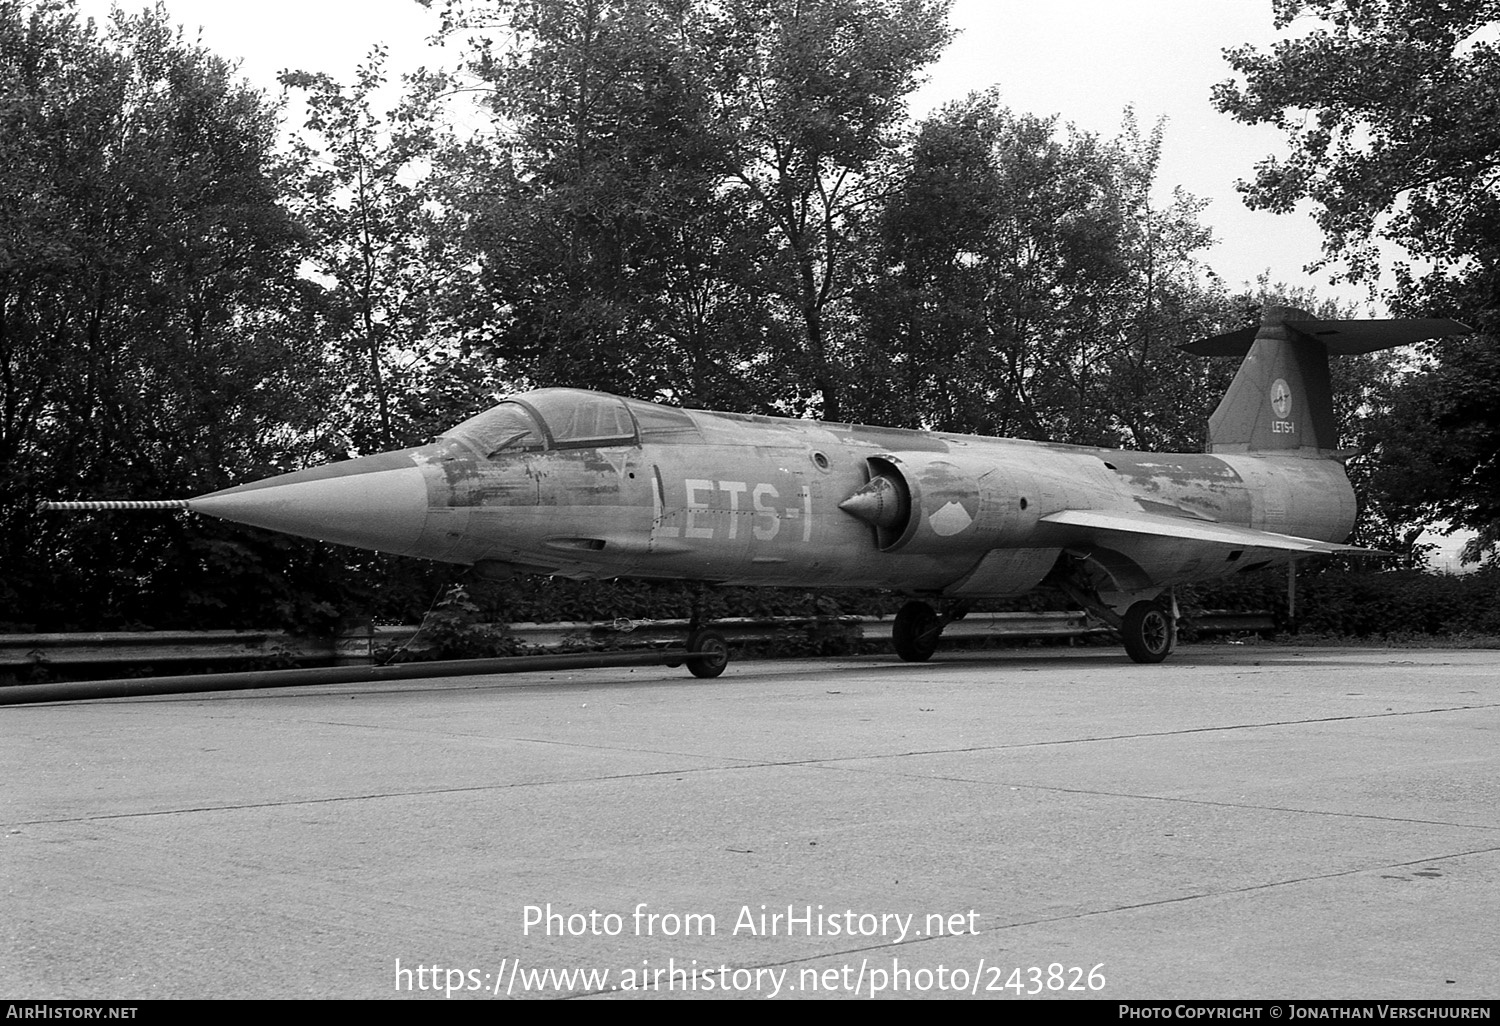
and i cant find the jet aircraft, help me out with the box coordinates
[45,306,1470,676]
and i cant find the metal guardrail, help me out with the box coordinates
[0,611,1275,676]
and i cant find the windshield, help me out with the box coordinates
[442,402,545,457]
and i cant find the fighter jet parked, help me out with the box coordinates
[45,306,1469,676]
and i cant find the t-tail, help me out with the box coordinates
[1182,305,1470,456]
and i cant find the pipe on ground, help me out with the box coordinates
[0,649,704,706]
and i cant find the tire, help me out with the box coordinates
[892,601,941,662]
[1122,601,1175,664]
[686,629,730,678]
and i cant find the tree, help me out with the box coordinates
[1362,337,1500,560]
[425,0,950,418]
[280,53,488,453]
[856,93,1231,448]
[0,1,332,628]
[1214,0,1500,560]
[424,0,762,404]
[1213,0,1500,290]
[700,0,953,421]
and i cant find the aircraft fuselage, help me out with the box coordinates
[191,388,1356,601]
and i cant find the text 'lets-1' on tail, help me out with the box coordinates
[1181,305,1471,457]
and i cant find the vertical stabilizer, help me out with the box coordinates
[1207,305,1333,454]
[1182,307,1471,456]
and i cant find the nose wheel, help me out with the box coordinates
[685,629,730,678]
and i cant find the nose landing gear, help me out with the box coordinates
[685,629,730,678]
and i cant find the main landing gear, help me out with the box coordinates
[1119,600,1175,664]
[891,600,968,662]
[1056,576,1178,664]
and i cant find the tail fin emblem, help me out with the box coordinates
[1271,379,1292,419]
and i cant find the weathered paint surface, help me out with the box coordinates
[278,387,1355,598]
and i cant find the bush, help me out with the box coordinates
[1187,563,1500,640]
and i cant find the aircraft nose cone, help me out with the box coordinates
[188,451,429,555]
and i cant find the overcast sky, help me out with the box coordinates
[913,0,1344,301]
[68,0,1372,304]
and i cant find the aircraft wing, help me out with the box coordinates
[1039,509,1378,555]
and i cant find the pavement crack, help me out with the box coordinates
[18,702,1496,829]
[838,702,1500,759]
[808,761,1500,832]
[990,842,1500,929]
[12,766,720,825]
[557,845,1500,1000]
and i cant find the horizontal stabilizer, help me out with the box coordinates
[1183,317,1471,358]
[1040,509,1378,555]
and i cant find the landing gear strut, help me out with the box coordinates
[1056,573,1178,664]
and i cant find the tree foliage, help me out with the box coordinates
[857,94,1233,447]
[427,0,951,418]
[1214,0,1500,288]
[0,1,333,628]
[1363,336,1500,559]
[279,52,495,453]
[703,0,953,421]
[1214,0,1500,561]
[445,0,780,407]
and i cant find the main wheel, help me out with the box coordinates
[892,601,941,662]
[686,629,730,678]
[1121,601,1175,664]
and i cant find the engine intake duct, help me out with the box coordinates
[839,453,1040,555]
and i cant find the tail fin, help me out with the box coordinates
[1182,305,1470,455]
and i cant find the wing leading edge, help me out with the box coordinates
[1039,509,1377,555]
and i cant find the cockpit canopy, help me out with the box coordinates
[441,388,701,456]
[443,402,546,457]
